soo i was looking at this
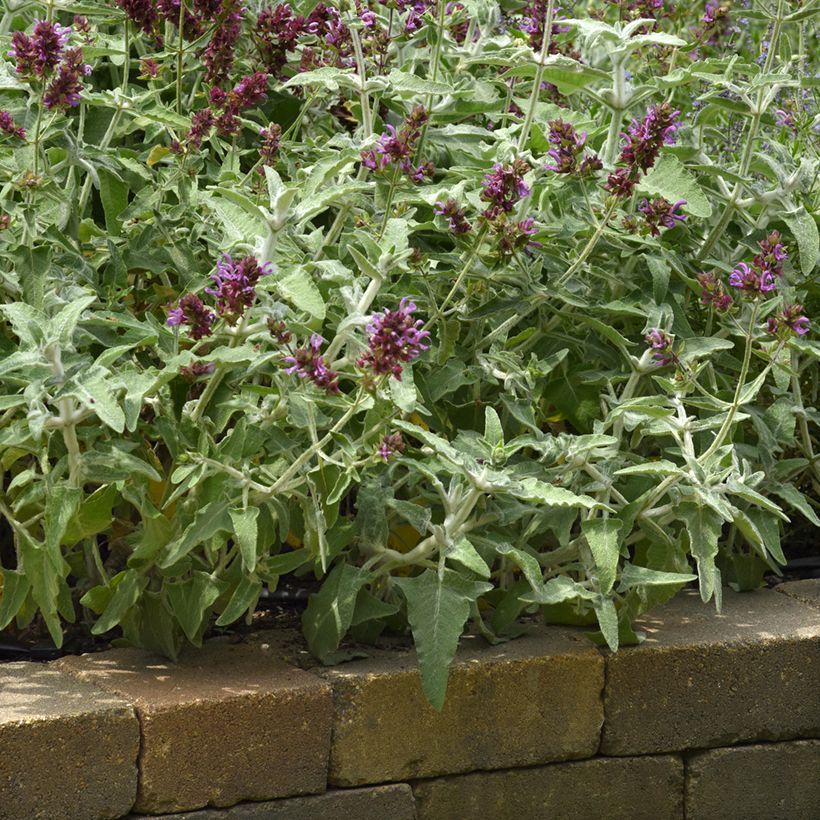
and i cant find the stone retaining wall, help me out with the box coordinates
[1,582,818,820]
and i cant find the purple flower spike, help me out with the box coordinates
[645,328,678,367]
[728,262,777,296]
[205,254,272,325]
[284,334,340,394]
[357,298,431,380]
[637,198,687,236]
[378,432,405,462]
[10,19,71,78]
[166,293,216,340]
[435,199,472,234]
[480,159,530,219]
[544,119,600,176]
[767,303,810,338]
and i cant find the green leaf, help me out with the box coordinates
[92,570,146,634]
[275,269,326,320]
[581,518,623,594]
[350,588,400,626]
[770,483,820,527]
[158,501,232,568]
[19,533,63,646]
[593,596,619,651]
[0,570,31,630]
[98,169,129,236]
[483,406,504,448]
[302,562,370,662]
[44,486,81,555]
[167,571,225,643]
[519,575,597,605]
[783,208,819,275]
[259,549,312,577]
[71,368,125,433]
[496,544,543,592]
[515,478,611,511]
[394,569,492,710]
[230,506,260,572]
[385,68,452,95]
[0,303,47,347]
[619,562,697,588]
[638,154,713,218]
[615,460,684,477]
[215,575,263,626]
[447,537,491,579]
[677,502,722,602]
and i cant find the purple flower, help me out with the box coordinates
[645,328,678,367]
[116,0,159,36]
[767,303,810,338]
[0,111,25,140]
[256,4,307,75]
[167,293,216,339]
[259,122,282,165]
[205,254,272,324]
[480,159,530,219]
[492,215,541,257]
[203,0,244,85]
[378,432,405,462]
[434,199,472,234]
[754,230,787,278]
[728,262,777,295]
[360,106,431,183]
[180,361,216,380]
[10,19,71,78]
[357,298,430,380]
[697,272,733,312]
[284,334,340,394]
[637,198,687,236]
[42,48,92,110]
[620,103,680,173]
[544,119,590,175]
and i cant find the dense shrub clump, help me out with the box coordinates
[0,0,817,706]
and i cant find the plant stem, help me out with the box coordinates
[700,302,759,462]
[518,0,555,153]
[426,224,488,328]
[602,57,626,167]
[414,0,449,158]
[556,199,617,287]
[176,0,186,115]
[698,0,785,262]
[349,23,372,139]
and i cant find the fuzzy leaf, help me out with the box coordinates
[581,518,623,594]
[639,155,713,218]
[394,569,492,710]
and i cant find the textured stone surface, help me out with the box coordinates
[320,628,604,785]
[414,755,683,820]
[56,638,332,814]
[132,784,417,819]
[0,662,139,820]
[602,589,820,755]
[774,578,820,609]
[686,741,820,820]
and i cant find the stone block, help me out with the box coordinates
[774,578,820,609]
[413,755,683,820]
[602,589,820,755]
[132,784,417,819]
[0,662,139,820]
[320,628,604,785]
[56,638,332,814]
[686,741,820,820]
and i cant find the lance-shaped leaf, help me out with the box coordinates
[302,562,370,662]
[638,154,713,218]
[618,562,697,589]
[581,517,623,594]
[677,502,723,602]
[394,569,492,710]
[515,478,612,511]
[230,506,260,572]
